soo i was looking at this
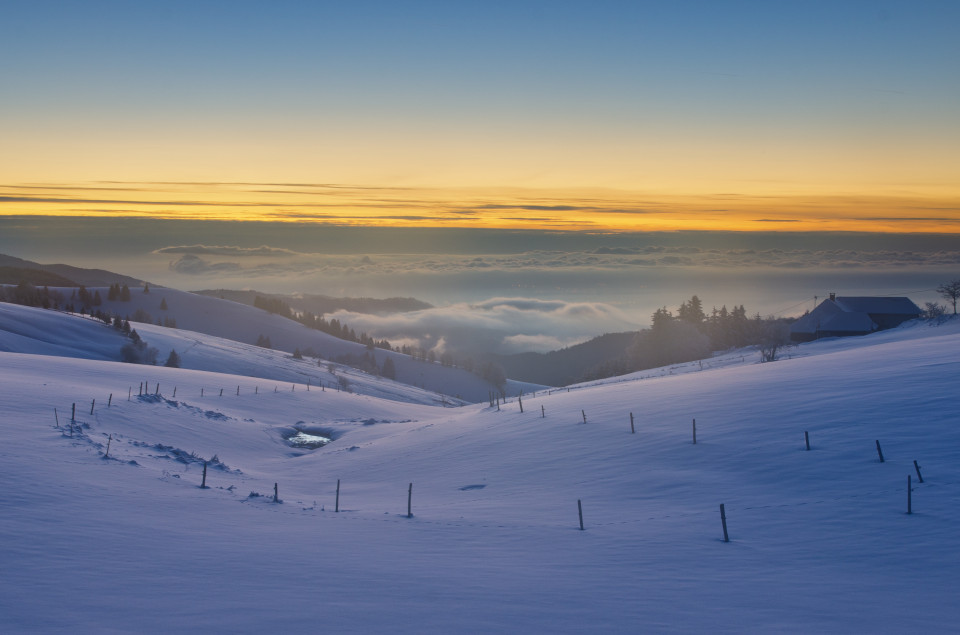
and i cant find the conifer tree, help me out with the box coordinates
[381,356,396,380]
[164,349,181,368]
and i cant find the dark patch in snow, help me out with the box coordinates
[459,484,487,491]
[136,394,232,422]
[130,441,241,473]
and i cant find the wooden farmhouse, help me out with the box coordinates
[789,294,922,342]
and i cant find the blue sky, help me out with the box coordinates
[2,0,956,218]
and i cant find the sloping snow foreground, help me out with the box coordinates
[0,301,544,406]
[1,317,959,632]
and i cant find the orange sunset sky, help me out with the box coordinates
[1,1,957,233]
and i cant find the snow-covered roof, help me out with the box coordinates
[834,296,922,315]
[819,311,878,333]
[790,296,920,335]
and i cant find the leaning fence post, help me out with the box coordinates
[54,408,60,428]
[914,460,924,483]
[582,410,587,424]
[804,430,810,451]
[876,440,885,463]
[104,434,112,458]
[518,394,523,413]
[108,393,112,407]
[720,503,729,542]
[90,399,95,415]
[630,412,635,434]
[172,387,176,398]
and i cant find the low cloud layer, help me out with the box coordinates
[157,245,299,257]
[324,297,640,356]
[159,243,960,281]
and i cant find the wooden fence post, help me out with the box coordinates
[876,440,885,463]
[155,383,159,395]
[630,412,635,434]
[518,394,523,413]
[172,387,176,398]
[720,503,729,542]
[90,399,95,415]
[108,393,112,407]
[54,408,60,428]
[71,403,76,423]
[274,483,279,503]
[541,405,545,418]
[407,483,413,518]
[907,475,912,514]
[201,462,208,489]
[336,479,340,513]
[804,430,810,451]
[582,410,587,424]
[578,499,584,530]
[914,460,924,483]
[692,418,697,444]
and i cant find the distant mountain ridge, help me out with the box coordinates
[0,253,144,287]
[489,331,638,386]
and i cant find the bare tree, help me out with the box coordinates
[937,279,960,314]
[758,319,792,363]
[924,302,946,319]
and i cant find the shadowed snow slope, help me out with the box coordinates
[0,317,959,632]
[0,299,546,403]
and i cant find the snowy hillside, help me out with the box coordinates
[0,292,545,402]
[1,315,959,632]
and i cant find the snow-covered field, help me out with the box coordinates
[1,305,959,632]
[0,297,545,404]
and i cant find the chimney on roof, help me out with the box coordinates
[829,293,836,301]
